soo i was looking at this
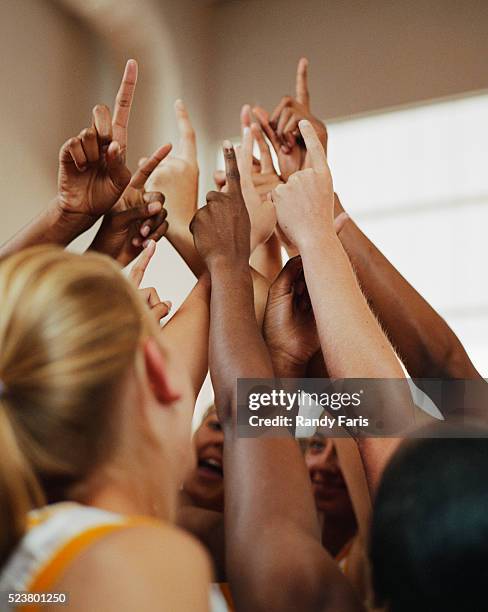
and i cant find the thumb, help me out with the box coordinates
[106,141,131,193]
[334,211,350,235]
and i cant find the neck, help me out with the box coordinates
[72,464,175,523]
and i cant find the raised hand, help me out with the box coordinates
[263,255,320,376]
[253,58,327,178]
[270,119,334,251]
[143,99,199,239]
[89,144,172,266]
[213,119,282,200]
[190,143,251,270]
[56,60,139,228]
[234,126,276,251]
[57,104,131,220]
[130,239,172,323]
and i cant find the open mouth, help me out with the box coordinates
[198,458,224,479]
[311,474,346,494]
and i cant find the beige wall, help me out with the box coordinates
[2,0,488,244]
[0,0,99,240]
[209,0,488,139]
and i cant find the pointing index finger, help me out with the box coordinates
[223,140,240,193]
[130,239,156,287]
[175,99,197,163]
[299,119,327,173]
[296,57,310,108]
[112,59,138,152]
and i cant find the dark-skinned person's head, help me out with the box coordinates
[370,424,488,612]
[183,405,224,512]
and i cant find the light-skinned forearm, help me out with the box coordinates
[301,234,409,494]
[249,233,283,283]
[161,273,210,404]
[301,233,405,379]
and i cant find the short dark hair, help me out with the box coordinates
[370,427,488,612]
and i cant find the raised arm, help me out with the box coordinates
[334,195,482,380]
[253,57,327,180]
[190,143,361,612]
[0,60,138,260]
[161,273,211,406]
[144,99,205,276]
[271,120,413,492]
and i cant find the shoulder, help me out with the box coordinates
[50,522,211,612]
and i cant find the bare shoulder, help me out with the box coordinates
[49,522,211,612]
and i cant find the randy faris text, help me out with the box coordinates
[248,414,369,428]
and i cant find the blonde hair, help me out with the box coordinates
[0,246,151,566]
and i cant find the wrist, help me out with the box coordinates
[49,197,99,242]
[296,227,338,256]
[206,255,250,278]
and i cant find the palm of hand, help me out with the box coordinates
[277,147,304,180]
[264,291,320,366]
[146,157,198,231]
[239,178,276,249]
[253,171,282,202]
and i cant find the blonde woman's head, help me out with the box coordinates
[0,246,193,565]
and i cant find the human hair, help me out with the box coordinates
[0,246,152,566]
[370,426,488,612]
[197,404,217,428]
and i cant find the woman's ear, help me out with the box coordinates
[143,337,181,405]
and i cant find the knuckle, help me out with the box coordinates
[116,93,131,108]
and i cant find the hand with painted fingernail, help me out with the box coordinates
[90,144,172,266]
[56,60,139,229]
[129,239,172,324]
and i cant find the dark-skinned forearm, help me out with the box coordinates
[209,262,273,413]
[336,197,480,380]
[0,199,95,260]
[209,263,359,611]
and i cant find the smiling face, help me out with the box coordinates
[182,407,224,512]
[303,434,353,518]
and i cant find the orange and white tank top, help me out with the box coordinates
[0,502,229,611]
[0,502,147,599]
